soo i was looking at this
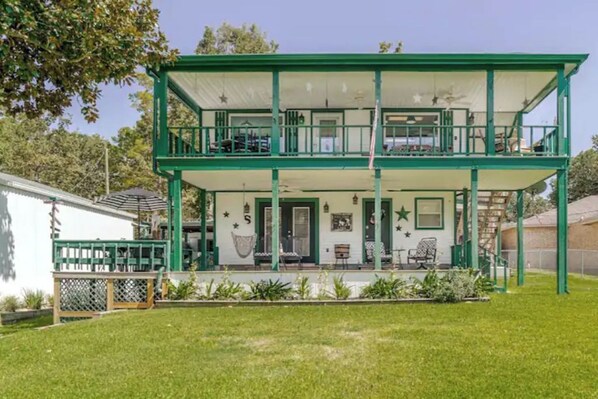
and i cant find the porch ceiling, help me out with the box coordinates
[181,168,555,192]
[169,69,563,113]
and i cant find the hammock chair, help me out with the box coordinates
[231,232,257,259]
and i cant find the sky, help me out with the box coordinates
[68,0,597,154]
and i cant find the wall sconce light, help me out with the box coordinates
[323,202,329,213]
[352,194,358,205]
[244,202,250,214]
[298,113,305,125]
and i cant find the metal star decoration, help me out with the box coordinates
[233,222,239,229]
[395,206,411,222]
[219,93,228,104]
[432,95,439,106]
[404,231,411,238]
[223,211,230,218]
[413,93,422,104]
[395,224,402,231]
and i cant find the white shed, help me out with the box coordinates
[0,172,135,295]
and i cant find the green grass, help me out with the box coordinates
[0,314,53,337]
[0,273,596,399]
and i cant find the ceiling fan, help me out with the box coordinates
[436,85,470,109]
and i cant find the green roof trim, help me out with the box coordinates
[159,53,588,72]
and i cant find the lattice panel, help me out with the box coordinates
[114,279,147,303]
[59,278,107,312]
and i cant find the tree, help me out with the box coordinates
[505,191,552,223]
[549,134,598,204]
[379,41,404,53]
[196,23,279,54]
[0,114,110,199]
[0,0,177,122]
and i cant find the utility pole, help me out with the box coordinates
[104,143,110,195]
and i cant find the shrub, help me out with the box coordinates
[294,276,311,300]
[1,295,20,312]
[166,262,199,300]
[360,275,408,299]
[332,276,351,300]
[46,294,54,308]
[471,269,494,297]
[22,289,45,310]
[413,269,440,298]
[431,269,476,303]
[248,279,292,301]
[213,279,245,300]
[166,280,197,300]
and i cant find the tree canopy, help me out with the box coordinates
[195,23,279,54]
[0,0,177,122]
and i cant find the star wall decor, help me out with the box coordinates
[432,95,439,106]
[395,224,402,231]
[219,93,228,104]
[404,231,411,238]
[395,206,411,222]
[233,222,239,229]
[223,211,230,218]
[413,93,422,104]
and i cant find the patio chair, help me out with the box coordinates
[365,240,393,265]
[407,237,437,269]
[253,237,302,270]
[280,236,302,270]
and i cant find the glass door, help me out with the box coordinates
[292,207,310,257]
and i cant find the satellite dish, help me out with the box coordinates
[528,181,547,195]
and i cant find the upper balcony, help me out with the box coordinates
[150,54,587,162]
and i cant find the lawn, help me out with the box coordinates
[0,273,596,399]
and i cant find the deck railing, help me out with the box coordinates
[166,124,560,158]
[53,240,170,272]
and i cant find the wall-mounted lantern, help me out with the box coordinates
[244,202,250,214]
[298,113,305,125]
[323,202,329,213]
[352,194,358,205]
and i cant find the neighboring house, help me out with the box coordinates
[0,172,135,295]
[501,195,598,275]
[57,53,587,296]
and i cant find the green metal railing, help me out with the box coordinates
[452,242,508,292]
[166,124,560,158]
[54,240,170,272]
[478,247,509,293]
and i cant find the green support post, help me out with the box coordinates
[271,169,280,271]
[172,170,182,271]
[212,192,218,265]
[158,71,168,157]
[167,178,173,270]
[557,67,566,156]
[566,77,571,157]
[556,169,568,294]
[486,70,495,156]
[271,70,280,155]
[374,70,383,155]
[517,190,525,286]
[470,170,479,269]
[463,188,469,267]
[200,189,207,271]
[374,168,382,270]
[453,191,458,266]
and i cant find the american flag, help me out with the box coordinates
[368,100,380,170]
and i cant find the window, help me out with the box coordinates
[384,113,439,149]
[415,198,444,229]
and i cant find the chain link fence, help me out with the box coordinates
[501,249,598,277]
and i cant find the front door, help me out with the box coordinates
[258,200,316,263]
[363,199,392,262]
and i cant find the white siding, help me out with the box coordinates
[0,186,134,295]
[216,191,454,266]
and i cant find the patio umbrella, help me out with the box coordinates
[95,188,168,237]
